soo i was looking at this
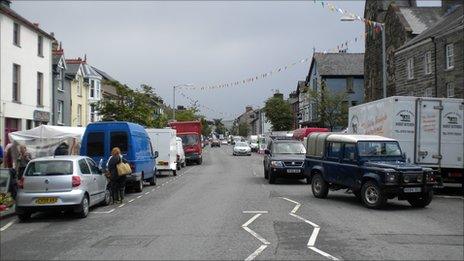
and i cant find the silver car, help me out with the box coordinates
[16,156,111,221]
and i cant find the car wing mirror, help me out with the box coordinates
[154,151,159,159]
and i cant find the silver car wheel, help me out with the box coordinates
[313,178,321,194]
[365,186,379,204]
[82,196,89,217]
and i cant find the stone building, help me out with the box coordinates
[235,106,255,136]
[364,0,447,101]
[287,91,299,130]
[395,5,463,98]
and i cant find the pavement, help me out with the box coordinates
[1,146,463,260]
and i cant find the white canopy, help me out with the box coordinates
[8,125,86,159]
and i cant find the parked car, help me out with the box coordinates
[211,138,221,147]
[233,142,251,156]
[220,139,228,145]
[263,139,307,184]
[146,128,178,176]
[15,156,111,221]
[305,133,436,209]
[80,121,157,192]
[176,137,186,169]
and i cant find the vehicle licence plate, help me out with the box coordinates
[404,187,421,193]
[35,197,58,204]
[287,169,301,173]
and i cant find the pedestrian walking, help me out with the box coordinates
[16,145,31,178]
[107,147,128,204]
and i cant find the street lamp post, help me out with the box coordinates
[341,16,387,98]
[172,84,194,121]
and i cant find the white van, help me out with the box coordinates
[176,137,186,169]
[146,128,178,176]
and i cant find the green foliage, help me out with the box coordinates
[238,122,249,137]
[213,118,226,135]
[200,118,212,136]
[175,108,198,122]
[263,95,293,131]
[97,81,167,127]
[308,81,348,131]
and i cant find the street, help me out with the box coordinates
[1,146,463,260]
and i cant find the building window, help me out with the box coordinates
[446,83,455,98]
[346,77,354,93]
[12,64,21,102]
[57,100,64,124]
[38,35,43,57]
[407,57,414,80]
[424,88,433,97]
[96,81,101,99]
[424,51,432,75]
[57,70,64,91]
[13,22,20,46]
[37,72,43,106]
[77,104,82,126]
[89,80,96,99]
[446,44,454,69]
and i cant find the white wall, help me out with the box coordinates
[0,13,53,139]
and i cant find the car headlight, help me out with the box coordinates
[385,172,397,183]
[403,175,410,183]
[270,161,283,168]
[416,174,423,183]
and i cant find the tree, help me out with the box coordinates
[97,80,157,127]
[263,94,293,131]
[175,108,198,121]
[308,81,348,131]
[238,122,249,137]
[213,118,226,135]
[200,118,212,136]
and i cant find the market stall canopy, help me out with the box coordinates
[8,125,85,159]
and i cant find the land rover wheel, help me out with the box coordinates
[407,190,433,208]
[361,181,387,209]
[311,173,329,198]
[134,178,143,192]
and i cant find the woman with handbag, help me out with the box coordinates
[107,147,129,204]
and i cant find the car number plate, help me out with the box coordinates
[404,187,421,193]
[287,169,301,173]
[36,197,58,204]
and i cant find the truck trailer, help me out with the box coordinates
[348,96,463,186]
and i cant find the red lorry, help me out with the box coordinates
[292,127,329,141]
[169,121,203,165]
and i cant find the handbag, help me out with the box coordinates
[116,162,132,176]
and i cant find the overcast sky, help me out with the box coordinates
[14,0,441,120]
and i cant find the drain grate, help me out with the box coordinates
[92,235,159,248]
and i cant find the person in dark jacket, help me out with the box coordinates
[107,147,127,204]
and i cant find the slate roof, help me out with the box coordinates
[81,63,102,79]
[399,5,464,50]
[65,63,81,76]
[92,66,115,81]
[310,53,364,76]
[398,7,443,35]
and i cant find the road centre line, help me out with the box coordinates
[280,197,339,261]
[129,199,135,203]
[242,213,262,228]
[93,208,115,214]
[0,220,16,232]
[245,245,268,261]
[243,210,268,214]
[137,195,142,199]
[118,204,126,208]
[145,192,150,195]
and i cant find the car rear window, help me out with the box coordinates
[87,132,104,157]
[180,135,199,146]
[25,161,73,176]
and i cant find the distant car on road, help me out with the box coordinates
[305,133,436,209]
[233,142,251,156]
[263,139,307,184]
[220,139,228,145]
[211,138,221,147]
[15,156,111,221]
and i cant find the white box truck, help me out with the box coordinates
[348,96,464,186]
[146,128,179,176]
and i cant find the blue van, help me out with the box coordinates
[80,121,157,192]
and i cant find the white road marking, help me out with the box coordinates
[241,212,270,260]
[245,244,268,261]
[93,208,115,214]
[243,210,268,214]
[137,195,142,199]
[145,192,150,195]
[280,197,340,261]
[436,195,463,200]
[118,203,126,208]
[0,220,15,231]
[129,199,135,203]
[152,188,155,192]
